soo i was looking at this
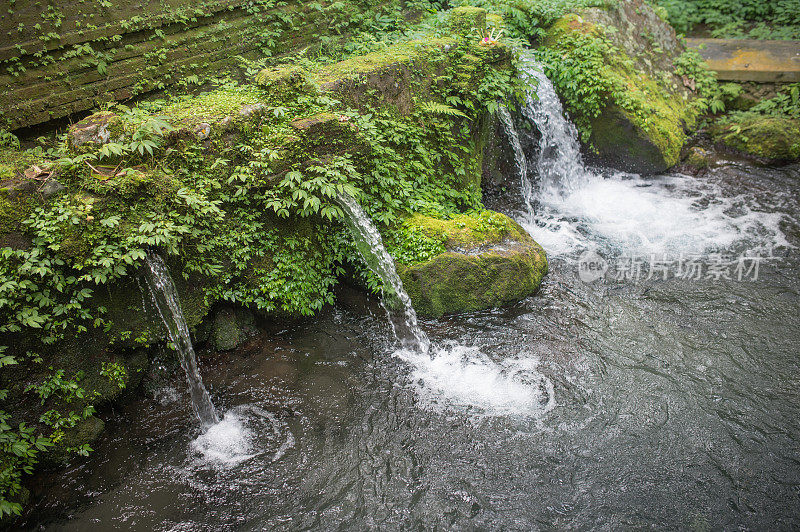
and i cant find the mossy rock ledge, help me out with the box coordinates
[710,115,800,163]
[395,212,547,318]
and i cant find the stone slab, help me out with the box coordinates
[686,38,800,82]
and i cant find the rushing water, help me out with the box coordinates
[25,68,800,529]
[335,193,430,353]
[144,254,219,427]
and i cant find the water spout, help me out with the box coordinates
[498,106,534,218]
[144,253,219,426]
[335,194,430,354]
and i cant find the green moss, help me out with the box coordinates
[391,211,548,317]
[254,64,313,94]
[398,239,548,318]
[396,210,526,256]
[0,165,13,181]
[606,69,694,168]
[309,37,456,86]
[446,6,487,37]
[0,147,40,174]
[711,114,800,161]
[162,87,263,126]
[684,146,711,169]
[0,195,35,237]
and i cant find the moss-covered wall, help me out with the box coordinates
[0,0,393,130]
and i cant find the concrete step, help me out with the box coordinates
[686,38,800,82]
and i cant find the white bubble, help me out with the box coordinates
[394,342,555,417]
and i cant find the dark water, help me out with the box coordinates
[25,162,800,530]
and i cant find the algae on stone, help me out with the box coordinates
[392,211,547,317]
[711,114,800,162]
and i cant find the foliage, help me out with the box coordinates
[386,221,447,264]
[745,83,800,119]
[652,0,800,39]
[672,48,726,114]
[0,19,527,516]
[454,0,609,42]
[100,361,127,390]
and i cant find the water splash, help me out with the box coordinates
[336,194,554,417]
[190,405,294,466]
[144,253,218,426]
[396,342,555,417]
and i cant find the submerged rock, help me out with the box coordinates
[211,306,255,351]
[394,211,547,317]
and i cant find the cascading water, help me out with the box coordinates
[336,193,554,416]
[335,193,430,354]
[504,54,786,258]
[499,55,589,212]
[144,253,219,426]
[497,106,533,216]
[517,55,590,195]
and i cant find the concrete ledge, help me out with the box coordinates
[687,38,800,82]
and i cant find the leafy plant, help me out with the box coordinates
[653,0,800,40]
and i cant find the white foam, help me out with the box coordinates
[394,342,555,417]
[190,404,294,466]
[525,172,788,258]
[191,409,255,465]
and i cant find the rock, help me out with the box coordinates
[239,103,267,118]
[289,112,367,157]
[541,0,697,174]
[40,176,65,198]
[710,115,800,163]
[255,64,313,94]
[193,122,212,140]
[211,306,255,351]
[677,146,713,175]
[42,416,105,466]
[68,111,122,150]
[394,211,547,317]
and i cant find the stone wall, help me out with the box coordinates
[0,0,388,130]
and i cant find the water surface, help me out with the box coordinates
[28,162,800,530]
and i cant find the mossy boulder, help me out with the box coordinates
[300,37,463,114]
[211,306,255,351]
[393,211,547,317]
[68,111,124,152]
[710,115,800,163]
[289,113,368,159]
[255,64,314,95]
[162,88,268,144]
[541,0,697,174]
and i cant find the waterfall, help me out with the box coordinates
[335,194,430,354]
[144,253,219,426]
[499,54,591,217]
[519,54,590,194]
[498,106,533,217]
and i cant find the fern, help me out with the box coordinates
[418,101,469,119]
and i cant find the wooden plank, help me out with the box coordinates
[686,38,800,82]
